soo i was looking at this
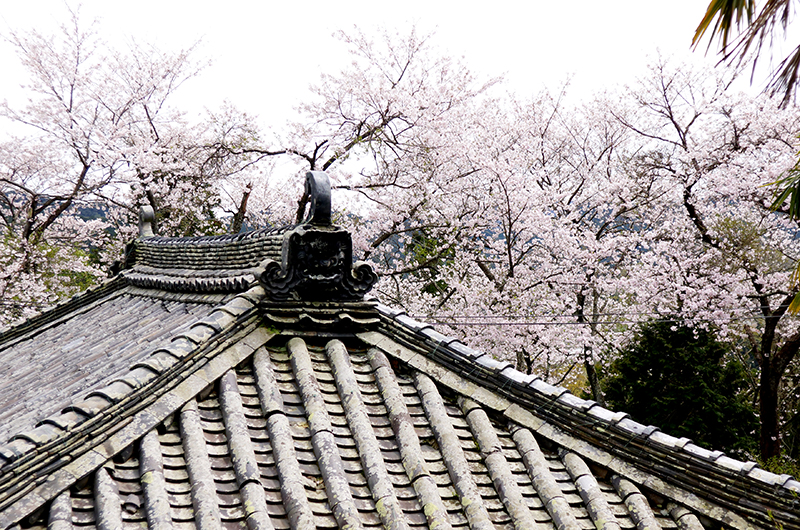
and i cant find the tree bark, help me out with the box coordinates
[229,187,251,234]
[760,361,782,460]
[576,291,606,405]
[583,347,606,407]
[757,292,800,460]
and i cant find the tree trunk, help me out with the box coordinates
[757,292,800,460]
[516,346,534,375]
[583,346,606,406]
[229,187,251,234]
[145,190,159,235]
[575,291,606,405]
[760,361,782,460]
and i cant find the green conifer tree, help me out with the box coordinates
[602,320,758,456]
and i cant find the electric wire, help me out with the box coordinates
[411,312,797,327]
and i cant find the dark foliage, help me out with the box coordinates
[602,320,758,456]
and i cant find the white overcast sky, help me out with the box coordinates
[0,1,777,129]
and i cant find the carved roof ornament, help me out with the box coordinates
[259,171,378,301]
[303,170,332,225]
[138,205,156,237]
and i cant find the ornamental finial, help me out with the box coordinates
[304,171,332,225]
[259,171,378,301]
[139,206,155,237]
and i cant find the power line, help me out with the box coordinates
[410,304,799,322]
[414,313,788,326]
[414,309,773,319]
[0,300,48,309]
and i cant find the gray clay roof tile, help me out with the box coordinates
[447,341,482,360]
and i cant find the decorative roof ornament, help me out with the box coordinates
[138,205,156,238]
[303,170,332,225]
[259,171,378,301]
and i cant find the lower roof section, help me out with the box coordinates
[0,274,797,530]
[2,188,795,529]
[2,332,745,530]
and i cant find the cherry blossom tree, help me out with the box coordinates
[5,14,800,460]
[283,33,800,458]
[267,29,668,399]
[0,141,111,321]
[249,26,503,292]
[615,59,800,459]
[0,8,261,325]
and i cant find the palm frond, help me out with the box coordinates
[695,0,800,104]
[768,44,800,105]
[770,166,800,218]
[693,0,755,51]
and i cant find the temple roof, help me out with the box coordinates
[0,172,797,530]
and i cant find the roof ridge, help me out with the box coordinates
[141,224,291,245]
[120,268,258,293]
[129,229,285,272]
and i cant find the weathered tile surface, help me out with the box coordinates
[0,292,215,443]
[8,338,688,530]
